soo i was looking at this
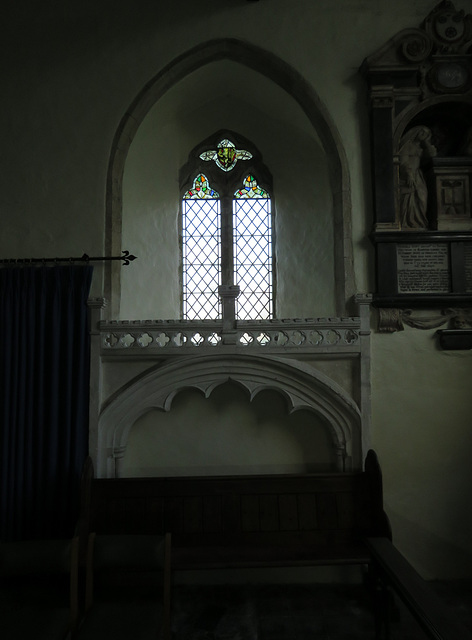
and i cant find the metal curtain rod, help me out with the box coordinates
[0,251,137,266]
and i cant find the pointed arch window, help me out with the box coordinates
[181,136,274,321]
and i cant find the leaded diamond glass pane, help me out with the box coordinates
[233,197,272,320]
[182,198,221,319]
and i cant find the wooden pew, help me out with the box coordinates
[82,449,390,573]
[78,450,470,639]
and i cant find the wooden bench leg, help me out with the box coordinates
[366,565,391,640]
[70,536,79,640]
[161,532,172,640]
[84,533,96,614]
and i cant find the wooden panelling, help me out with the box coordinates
[183,496,203,533]
[316,492,339,530]
[241,495,260,531]
[279,495,298,531]
[91,475,379,537]
[297,494,317,531]
[203,495,222,532]
[259,495,279,531]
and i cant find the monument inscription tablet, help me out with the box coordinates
[397,243,450,293]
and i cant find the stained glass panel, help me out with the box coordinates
[200,139,252,172]
[234,174,269,199]
[183,174,219,199]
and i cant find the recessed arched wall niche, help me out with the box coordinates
[105,38,354,319]
[97,354,362,478]
[121,382,336,478]
[94,39,368,481]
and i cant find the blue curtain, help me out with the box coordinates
[0,266,93,541]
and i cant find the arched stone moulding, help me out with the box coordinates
[392,95,472,151]
[105,38,354,318]
[98,353,362,478]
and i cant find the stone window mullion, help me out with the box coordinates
[220,195,234,288]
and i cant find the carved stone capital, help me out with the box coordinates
[218,284,240,300]
[87,297,107,309]
[371,95,394,109]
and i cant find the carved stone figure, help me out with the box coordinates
[398,126,437,229]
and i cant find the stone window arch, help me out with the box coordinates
[105,39,354,319]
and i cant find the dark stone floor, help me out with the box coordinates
[171,581,472,640]
[3,578,472,639]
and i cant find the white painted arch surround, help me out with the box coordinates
[104,38,355,318]
[98,353,362,478]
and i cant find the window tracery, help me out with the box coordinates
[181,135,274,321]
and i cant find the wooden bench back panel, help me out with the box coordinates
[89,472,386,547]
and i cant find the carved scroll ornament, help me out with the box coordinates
[378,307,472,332]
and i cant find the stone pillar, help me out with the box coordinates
[218,284,240,344]
[370,94,396,228]
[334,444,348,472]
[355,293,373,462]
[113,446,127,479]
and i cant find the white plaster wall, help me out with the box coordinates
[2,0,471,579]
[372,324,472,579]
